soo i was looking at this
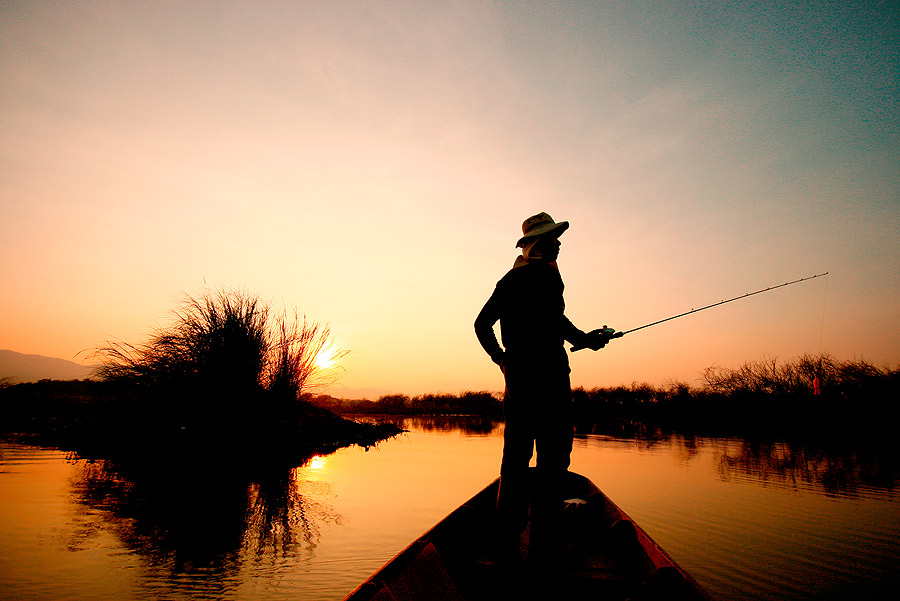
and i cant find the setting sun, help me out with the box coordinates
[314,350,336,371]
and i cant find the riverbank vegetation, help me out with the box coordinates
[566,354,897,437]
[0,289,399,465]
[310,354,898,439]
[311,391,504,417]
[4,330,895,459]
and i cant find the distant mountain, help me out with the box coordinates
[0,350,94,383]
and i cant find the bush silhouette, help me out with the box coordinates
[91,288,349,444]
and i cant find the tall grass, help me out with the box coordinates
[568,353,898,437]
[91,288,348,442]
[95,291,269,393]
[267,310,345,402]
[94,289,342,397]
[701,353,897,402]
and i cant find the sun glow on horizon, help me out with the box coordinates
[307,455,327,470]
[313,349,337,371]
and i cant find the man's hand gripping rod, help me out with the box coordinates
[570,272,828,352]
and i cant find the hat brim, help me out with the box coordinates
[516,221,569,247]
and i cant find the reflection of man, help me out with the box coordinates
[474,212,611,559]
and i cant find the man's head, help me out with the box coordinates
[517,212,568,262]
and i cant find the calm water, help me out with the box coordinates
[1,418,898,600]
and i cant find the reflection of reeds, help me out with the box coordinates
[355,414,502,436]
[68,457,340,589]
[716,437,897,498]
[243,467,341,561]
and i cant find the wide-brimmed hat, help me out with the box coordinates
[516,212,569,247]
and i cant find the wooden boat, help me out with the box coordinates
[343,470,711,601]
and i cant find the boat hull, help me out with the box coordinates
[344,470,710,600]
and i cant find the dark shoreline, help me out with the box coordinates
[3,351,897,466]
[0,379,402,469]
[2,376,898,503]
[308,354,900,441]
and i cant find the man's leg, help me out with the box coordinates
[496,403,534,540]
[531,375,574,563]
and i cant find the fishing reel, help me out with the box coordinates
[598,326,623,339]
[571,326,624,352]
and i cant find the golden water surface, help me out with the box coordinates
[1,418,898,600]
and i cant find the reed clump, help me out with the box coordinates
[699,353,894,399]
[71,287,398,461]
[94,289,341,399]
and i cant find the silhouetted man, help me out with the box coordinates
[475,212,611,561]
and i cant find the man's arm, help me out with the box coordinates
[563,317,613,351]
[562,316,590,347]
[475,292,505,368]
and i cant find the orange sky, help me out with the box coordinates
[2,1,898,398]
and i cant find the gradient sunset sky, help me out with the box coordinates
[2,1,897,398]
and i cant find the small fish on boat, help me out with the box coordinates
[343,470,711,601]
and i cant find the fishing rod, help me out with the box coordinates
[571,272,829,352]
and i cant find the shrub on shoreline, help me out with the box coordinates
[93,289,345,401]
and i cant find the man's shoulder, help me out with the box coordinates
[498,261,560,286]
[507,261,558,277]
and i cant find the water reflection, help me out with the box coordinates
[576,421,898,499]
[68,455,339,587]
[575,419,672,442]
[244,467,341,561]
[352,414,502,436]
[716,438,898,498]
[4,419,900,601]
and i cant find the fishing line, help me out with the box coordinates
[817,273,830,356]
[571,272,829,351]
